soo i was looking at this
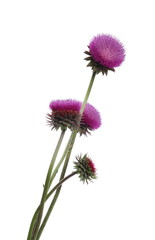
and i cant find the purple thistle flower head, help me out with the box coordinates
[47,99,101,134]
[85,34,125,75]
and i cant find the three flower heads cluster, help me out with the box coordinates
[47,34,125,183]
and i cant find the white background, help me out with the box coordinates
[0,0,155,239]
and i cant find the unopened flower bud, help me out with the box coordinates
[74,154,96,183]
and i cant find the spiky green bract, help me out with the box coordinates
[84,49,115,75]
[47,99,81,132]
[47,110,80,132]
[74,154,96,183]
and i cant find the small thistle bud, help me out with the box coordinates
[74,154,96,183]
[85,34,125,75]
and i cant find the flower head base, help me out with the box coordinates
[85,34,125,75]
[47,99,81,131]
[47,99,101,134]
[74,154,96,183]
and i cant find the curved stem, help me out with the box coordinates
[27,131,74,240]
[47,171,77,200]
[36,134,77,240]
[28,130,66,240]
[27,171,77,240]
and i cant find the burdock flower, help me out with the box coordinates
[85,34,125,75]
[47,99,101,134]
[74,154,96,183]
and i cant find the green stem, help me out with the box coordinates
[35,71,96,239]
[29,129,66,240]
[28,132,73,240]
[47,171,78,200]
[80,71,96,115]
[49,133,73,187]
[28,130,74,240]
[27,171,77,240]
[36,139,77,240]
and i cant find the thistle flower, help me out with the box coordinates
[47,99,101,134]
[47,99,81,131]
[85,34,125,75]
[74,154,96,183]
[80,103,101,135]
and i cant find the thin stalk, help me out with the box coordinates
[80,71,96,114]
[27,132,72,240]
[36,133,77,240]
[47,171,78,200]
[35,72,96,239]
[27,171,77,240]
[27,133,72,240]
[49,133,73,187]
[28,130,66,240]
